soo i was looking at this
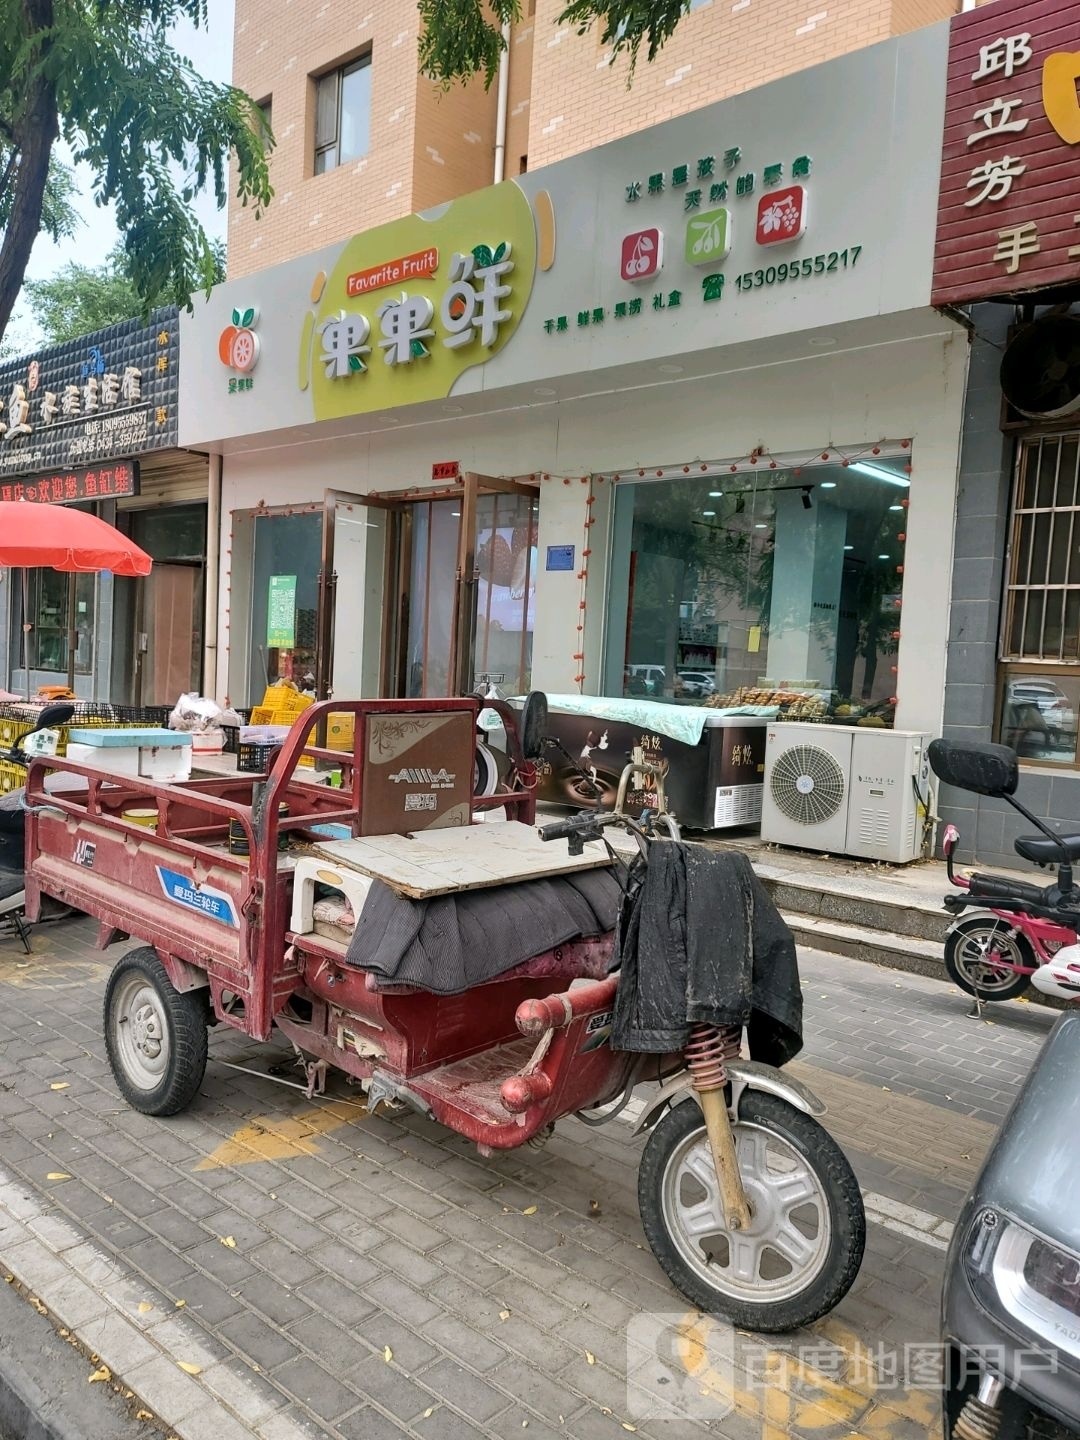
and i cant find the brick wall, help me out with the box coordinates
[411,76,499,212]
[523,0,955,169]
[228,0,500,276]
[229,0,960,271]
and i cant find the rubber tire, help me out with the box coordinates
[638,1091,865,1333]
[103,947,208,1116]
[944,918,1032,1002]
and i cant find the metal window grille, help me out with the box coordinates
[1003,433,1080,662]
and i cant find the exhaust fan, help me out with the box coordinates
[1001,314,1080,420]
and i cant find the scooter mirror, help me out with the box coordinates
[519,691,549,762]
[33,702,75,732]
[928,738,1018,798]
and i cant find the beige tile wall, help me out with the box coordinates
[229,0,959,272]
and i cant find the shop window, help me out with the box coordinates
[998,433,1080,765]
[23,571,95,675]
[606,452,911,723]
[314,54,372,175]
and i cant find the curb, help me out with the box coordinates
[0,1270,131,1440]
[0,1165,268,1440]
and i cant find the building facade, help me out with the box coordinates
[185,29,968,757]
[933,0,1080,866]
[0,311,212,703]
[228,0,964,277]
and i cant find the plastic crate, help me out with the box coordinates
[237,741,280,773]
[249,706,279,726]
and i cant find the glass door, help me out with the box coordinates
[380,476,539,699]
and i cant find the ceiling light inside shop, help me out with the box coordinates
[852,461,909,488]
[878,553,890,559]
[820,481,837,489]
[755,522,767,529]
[709,490,723,497]
[844,545,854,551]
[451,511,461,516]
[890,504,903,511]
[702,510,716,516]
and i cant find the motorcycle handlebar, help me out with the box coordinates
[538,814,601,842]
[968,872,1048,907]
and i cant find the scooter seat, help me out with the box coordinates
[1014,832,1080,866]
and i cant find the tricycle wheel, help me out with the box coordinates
[638,1091,864,1333]
[103,948,208,1116]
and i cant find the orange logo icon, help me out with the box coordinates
[219,306,261,372]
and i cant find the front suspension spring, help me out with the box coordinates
[685,1022,741,1094]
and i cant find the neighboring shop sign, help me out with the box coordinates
[0,308,179,476]
[933,0,1080,301]
[267,574,297,648]
[296,182,536,422]
[0,459,139,505]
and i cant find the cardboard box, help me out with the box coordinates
[360,710,474,835]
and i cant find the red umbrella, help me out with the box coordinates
[0,501,153,695]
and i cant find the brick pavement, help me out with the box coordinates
[0,918,1057,1440]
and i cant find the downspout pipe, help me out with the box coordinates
[494,20,511,182]
[203,451,222,698]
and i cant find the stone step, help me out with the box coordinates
[782,911,949,981]
[758,868,951,945]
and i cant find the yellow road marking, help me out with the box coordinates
[194,1099,366,1170]
[674,1314,939,1439]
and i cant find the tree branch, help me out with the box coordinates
[0,0,59,340]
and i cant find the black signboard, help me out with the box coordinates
[0,459,139,505]
[0,306,179,481]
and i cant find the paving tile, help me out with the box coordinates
[271,1355,364,1424]
[348,1352,435,1422]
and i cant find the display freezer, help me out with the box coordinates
[525,695,769,831]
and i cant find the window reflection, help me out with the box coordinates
[610,457,910,722]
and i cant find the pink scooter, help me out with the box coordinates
[930,738,1080,1003]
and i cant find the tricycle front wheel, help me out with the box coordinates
[103,948,208,1116]
[638,1091,864,1332]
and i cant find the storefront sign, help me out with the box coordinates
[932,0,1080,302]
[180,29,949,448]
[347,248,439,298]
[431,460,460,480]
[0,309,179,476]
[267,574,297,648]
[0,459,139,505]
[296,183,535,422]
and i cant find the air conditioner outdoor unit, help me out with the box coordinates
[761,722,932,863]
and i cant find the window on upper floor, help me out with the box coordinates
[313,54,372,175]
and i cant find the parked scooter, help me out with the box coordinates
[929,739,1080,1004]
[0,702,77,948]
[943,1007,1080,1440]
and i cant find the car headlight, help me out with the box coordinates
[964,1208,1080,1369]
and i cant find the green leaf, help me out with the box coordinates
[493,241,507,263]
[348,354,365,373]
[472,244,494,269]
[231,308,241,326]
[241,307,255,327]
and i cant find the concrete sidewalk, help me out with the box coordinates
[0,920,1056,1440]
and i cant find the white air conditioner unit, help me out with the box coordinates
[761,723,932,863]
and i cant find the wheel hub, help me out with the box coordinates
[131,1004,162,1057]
